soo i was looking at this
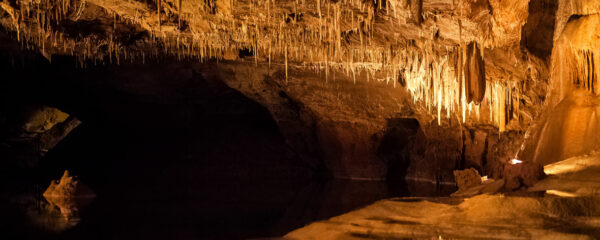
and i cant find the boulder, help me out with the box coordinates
[453,168,482,191]
[503,161,546,190]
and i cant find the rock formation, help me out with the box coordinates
[43,170,94,220]
[453,168,482,191]
[0,0,598,183]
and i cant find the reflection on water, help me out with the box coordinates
[27,196,82,233]
[3,176,455,240]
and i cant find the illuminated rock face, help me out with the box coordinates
[0,0,541,131]
[526,9,600,166]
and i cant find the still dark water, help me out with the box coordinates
[1,58,455,239]
[2,173,454,240]
[0,104,455,239]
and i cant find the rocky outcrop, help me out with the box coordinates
[214,63,415,180]
[524,12,600,166]
[453,168,482,191]
[1,104,80,167]
[0,0,566,182]
[503,161,546,190]
[43,170,93,199]
[21,106,70,134]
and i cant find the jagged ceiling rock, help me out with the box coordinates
[1,0,579,180]
[0,0,545,132]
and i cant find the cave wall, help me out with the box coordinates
[6,0,600,183]
[525,9,600,165]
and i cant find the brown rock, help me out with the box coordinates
[503,161,546,190]
[43,170,78,198]
[43,170,94,198]
[463,129,488,172]
[464,42,486,103]
[453,168,482,191]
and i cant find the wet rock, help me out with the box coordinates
[503,161,546,190]
[480,178,505,194]
[453,168,482,191]
[451,177,505,198]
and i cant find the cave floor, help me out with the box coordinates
[284,153,600,240]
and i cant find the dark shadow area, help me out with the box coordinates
[378,118,421,183]
[0,50,454,239]
[521,0,558,60]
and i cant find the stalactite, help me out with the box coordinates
[0,0,517,132]
[464,42,486,103]
[178,0,182,29]
[285,44,288,83]
[157,0,161,31]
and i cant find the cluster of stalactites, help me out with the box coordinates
[403,42,516,132]
[573,49,599,94]
[552,41,600,102]
[0,0,516,131]
[0,0,497,75]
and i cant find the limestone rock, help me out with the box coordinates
[464,42,486,103]
[503,161,546,190]
[463,129,488,173]
[22,106,69,134]
[453,168,482,191]
[43,170,94,199]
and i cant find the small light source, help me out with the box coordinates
[481,175,488,182]
[510,159,522,165]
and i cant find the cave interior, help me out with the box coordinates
[2,0,600,239]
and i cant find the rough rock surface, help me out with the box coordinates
[285,151,600,239]
[285,194,600,239]
[22,107,69,134]
[503,162,546,190]
[41,170,94,231]
[43,170,93,198]
[453,168,482,191]
[1,0,598,182]
[0,103,81,167]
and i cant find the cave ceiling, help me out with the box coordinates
[0,0,579,133]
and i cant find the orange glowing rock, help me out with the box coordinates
[39,170,95,231]
[43,170,95,213]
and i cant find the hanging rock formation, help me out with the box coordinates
[464,42,486,103]
[1,0,582,181]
